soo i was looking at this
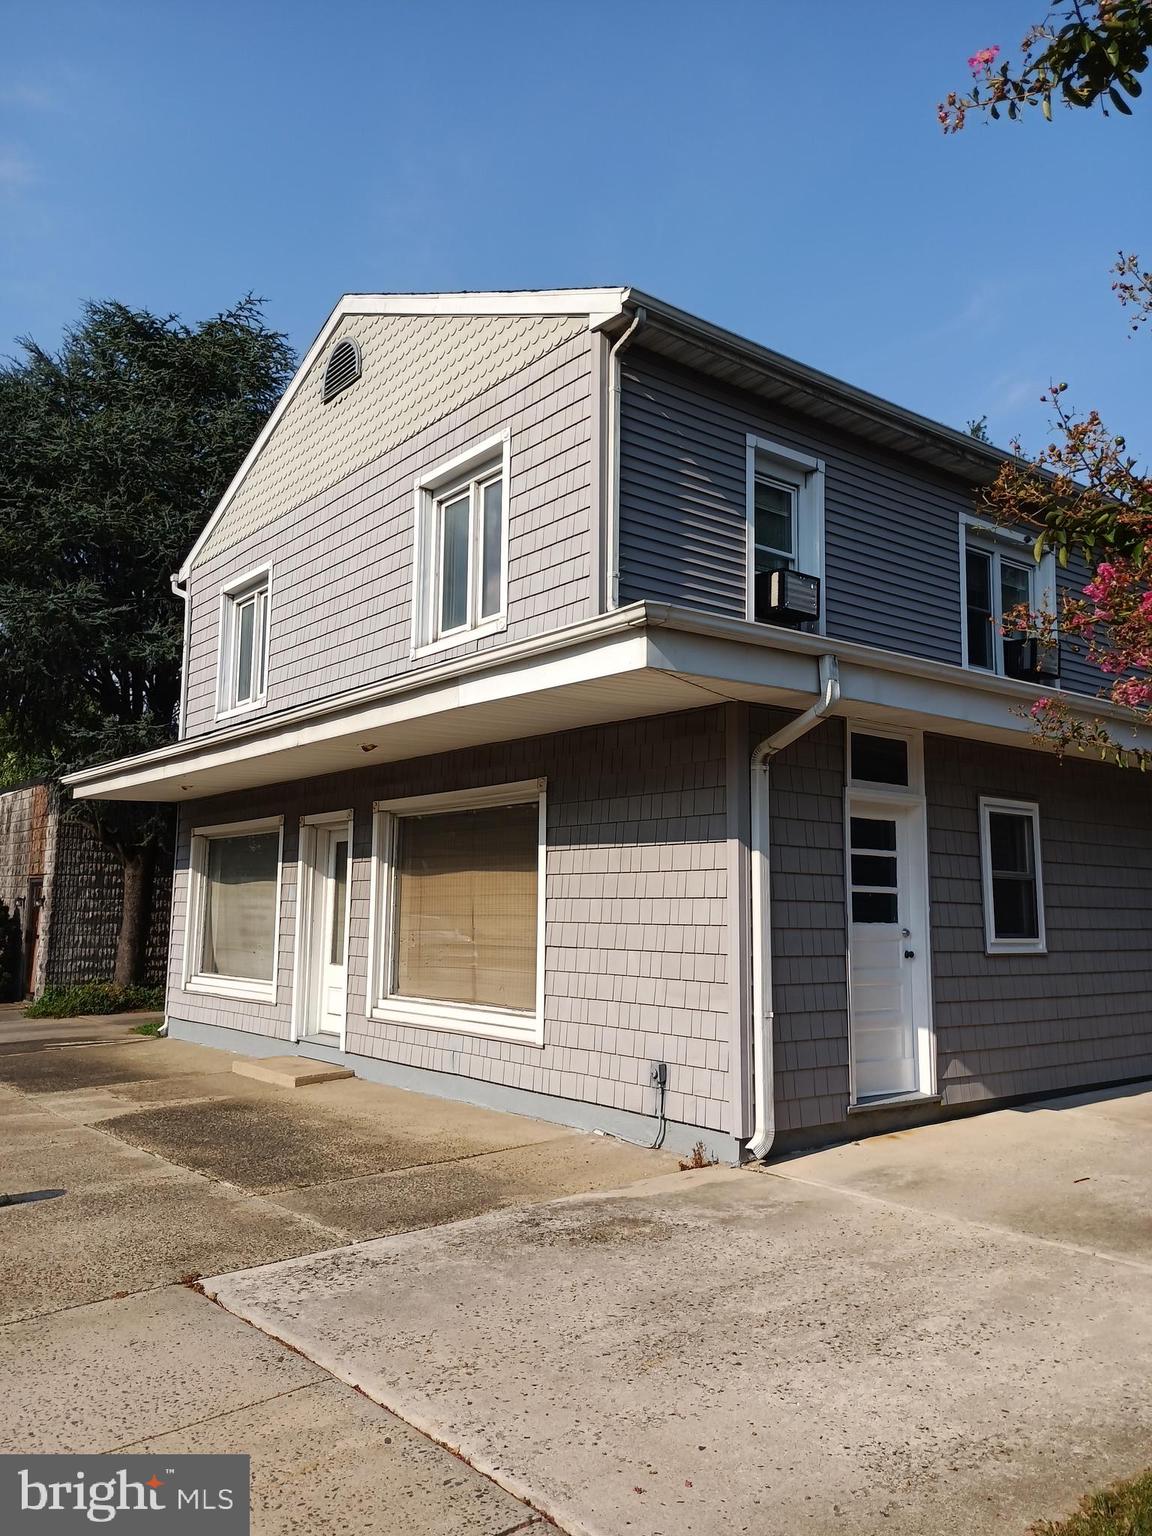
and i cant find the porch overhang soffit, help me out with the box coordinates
[64,604,1152,803]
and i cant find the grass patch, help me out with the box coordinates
[1032,1468,1152,1535]
[24,981,166,1019]
[131,1017,165,1036]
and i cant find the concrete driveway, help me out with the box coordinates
[204,1082,1152,1536]
[0,1024,674,1533]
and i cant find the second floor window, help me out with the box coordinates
[413,434,509,654]
[746,437,825,628]
[962,521,1055,679]
[219,571,269,715]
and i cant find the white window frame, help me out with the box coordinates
[979,797,1046,955]
[411,432,511,658]
[183,815,284,1003]
[745,435,826,633]
[367,778,546,1045]
[846,723,924,798]
[216,565,271,720]
[960,516,1057,678]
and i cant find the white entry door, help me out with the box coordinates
[848,800,930,1101]
[310,825,350,1037]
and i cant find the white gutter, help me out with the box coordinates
[746,653,841,1160]
[604,307,646,608]
[170,573,189,741]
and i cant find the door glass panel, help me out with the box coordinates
[439,494,471,633]
[966,548,994,669]
[329,838,348,965]
[850,817,896,850]
[480,477,503,618]
[850,734,909,786]
[851,853,898,887]
[849,816,900,925]
[852,890,899,923]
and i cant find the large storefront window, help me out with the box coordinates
[372,784,544,1043]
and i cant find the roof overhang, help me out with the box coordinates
[606,290,1017,486]
[65,605,1151,804]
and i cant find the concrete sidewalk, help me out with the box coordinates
[204,1082,1152,1536]
[0,1027,676,1533]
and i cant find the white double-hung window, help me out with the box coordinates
[745,436,825,626]
[979,798,1046,953]
[962,518,1056,678]
[218,568,270,716]
[413,433,509,655]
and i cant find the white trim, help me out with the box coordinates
[411,432,511,658]
[215,564,272,721]
[960,514,1058,678]
[183,815,284,1004]
[67,603,1152,804]
[177,290,629,580]
[367,779,546,1047]
[745,435,826,634]
[978,796,1047,955]
[291,811,354,1047]
[374,779,542,815]
[844,784,936,1107]
[846,721,924,798]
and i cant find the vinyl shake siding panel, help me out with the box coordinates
[928,735,1152,1102]
[168,709,734,1134]
[182,326,595,737]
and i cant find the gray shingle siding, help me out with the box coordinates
[168,708,734,1133]
[928,735,1152,1103]
[182,330,594,738]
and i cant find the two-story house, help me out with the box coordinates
[67,288,1152,1162]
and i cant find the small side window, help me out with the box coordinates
[979,798,1046,953]
[219,571,270,716]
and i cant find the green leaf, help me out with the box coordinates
[1041,93,1052,120]
[1109,86,1133,114]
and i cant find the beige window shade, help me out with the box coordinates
[393,801,538,1011]
[200,832,280,981]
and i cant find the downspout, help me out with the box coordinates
[604,306,646,609]
[746,653,841,1159]
[170,573,190,741]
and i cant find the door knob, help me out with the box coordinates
[901,928,911,937]
[904,949,915,959]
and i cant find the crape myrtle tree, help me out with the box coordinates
[939,2,1152,766]
[0,298,295,983]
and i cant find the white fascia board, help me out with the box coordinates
[67,627,655,801]
[68,601,1152,802]
[178,288,631,580]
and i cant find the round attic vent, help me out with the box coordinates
[321,337,362,404]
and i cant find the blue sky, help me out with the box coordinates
[2,0,1148,454]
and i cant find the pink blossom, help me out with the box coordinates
[1113,679,1152,709]
[968,45,1000,74]
[1030,698,1053,718]
[1140,592,1152,619]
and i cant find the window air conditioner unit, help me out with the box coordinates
[1003,635,1060,683]
[755,568,821,627]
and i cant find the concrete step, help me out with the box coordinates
[232,1056,354,1089]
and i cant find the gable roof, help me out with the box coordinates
[177,288,628,579]
[179,284,1011,580]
